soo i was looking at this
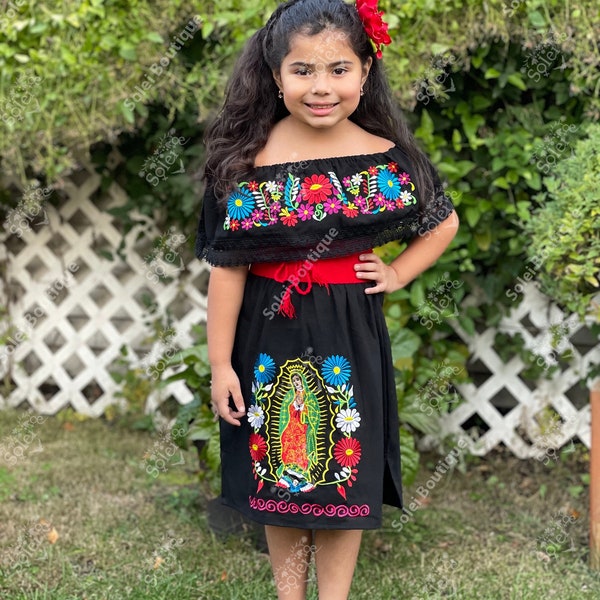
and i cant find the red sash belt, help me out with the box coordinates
[250,251,368,319]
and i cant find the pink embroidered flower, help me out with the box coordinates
[323,197,342,214]
[251,208,264,222]
[399,172,411,185]
[356,0,392,59]
[374,192,387,207]
[343,176,352,187]
[268,202,281,224]
[385,199,396,211]
[342,203,359,218]
[298,203,315,221]
[301,174,334,204]
[241,217,254,230]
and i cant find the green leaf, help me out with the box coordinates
[452,129,462,152]
[399,428,419,487]
[146,32,164,43]
[188,418,217,442]
[507,73,527,91]
[202,21,215,38]
[389,327,422,359]
[120,101,135,124]
[492,176,510,190]
[430,43,449,55]
[484,68,501,79]
[567,485,584,498]
[99,34,118,51]
[60,47,78,66]
[458,315,476,336]
[460,113,485,147]
[528,10,547,28]
[119,43,137,61]
[465,206,481,228]
[66,13,81,28]
[399,396,440,436]
[474,229,492,251]
[205,432,222,476]
[409,280,426,308]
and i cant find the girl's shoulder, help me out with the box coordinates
[255,121,396,168]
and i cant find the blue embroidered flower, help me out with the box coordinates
[377,169,401,200]
[254,353,276,383]
[322,355,351,386]
[227,189,255,221]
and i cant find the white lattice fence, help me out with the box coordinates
[0,165,209,417]
[1,167,598,457]
[424,283,599,459]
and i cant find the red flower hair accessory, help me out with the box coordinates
[356,0,392,59]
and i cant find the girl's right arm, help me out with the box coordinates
[207,265,249,426]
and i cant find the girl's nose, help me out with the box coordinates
[311,72,331,95]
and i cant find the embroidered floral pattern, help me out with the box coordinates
[223,161,417,231]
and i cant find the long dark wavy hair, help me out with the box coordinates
[204,0,437,208]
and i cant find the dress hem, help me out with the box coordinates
[219,496,385,531]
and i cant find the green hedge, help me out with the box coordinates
[0,0,598,184]
[525,123,600,321]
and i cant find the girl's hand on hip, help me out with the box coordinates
[354,253,403,294]
[210,365,245,426]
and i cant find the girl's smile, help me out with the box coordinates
[305,102,339,116]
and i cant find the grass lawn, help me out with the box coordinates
[1,409,599,599]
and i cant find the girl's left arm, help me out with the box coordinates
[354,210,459,294]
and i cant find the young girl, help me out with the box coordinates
[196,0,459,597]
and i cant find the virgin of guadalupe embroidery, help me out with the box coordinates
[276,371,321,492]
[248,354,363,501]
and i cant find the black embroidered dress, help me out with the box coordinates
[196,146,454,529]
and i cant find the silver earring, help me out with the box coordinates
[278,90,284,99]
[360,88,365,96]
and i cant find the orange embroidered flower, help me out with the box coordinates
[301,174,334,204]
[356,0,392,59]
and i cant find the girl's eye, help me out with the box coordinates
[333,68,347,75]
[296,68,311,76]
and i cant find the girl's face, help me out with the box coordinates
[273,29,371,133]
